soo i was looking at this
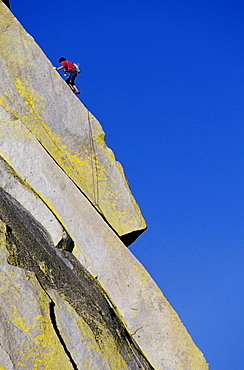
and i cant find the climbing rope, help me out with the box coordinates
[87,110,100,210]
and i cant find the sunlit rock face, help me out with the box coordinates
[0,2,208,369]
[0,0,146,245]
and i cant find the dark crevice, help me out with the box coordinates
[2,0,10,9]
[121,228,146,247]
[49,301,79,370]
[56,232,74,252]
[0,188,154,369]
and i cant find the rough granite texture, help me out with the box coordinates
[0,1,146,245]
[0,2,208,369]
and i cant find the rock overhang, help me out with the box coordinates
[0,3,209,369]
[0,1,146,246]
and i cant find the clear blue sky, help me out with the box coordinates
[11,1,244,368]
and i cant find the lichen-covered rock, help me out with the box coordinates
[0,2,208,369]
[0,220,74,370]
[0,0,146,245]
[0,196,153,369]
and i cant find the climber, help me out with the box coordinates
[54,57,80,94]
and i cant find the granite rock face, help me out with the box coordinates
[0,0,146,245]
[0,2,208,369]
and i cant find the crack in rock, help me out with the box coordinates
[0,187,154,369]
[49,301,79,370]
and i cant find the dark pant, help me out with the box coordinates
[65,70,78,86]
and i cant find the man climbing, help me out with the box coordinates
[54,57,80,94]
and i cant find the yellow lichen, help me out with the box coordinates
[11,305,30,333]
[3,73,145,238]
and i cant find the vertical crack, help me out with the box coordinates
[0,189,154,369]
[49,301,79,370]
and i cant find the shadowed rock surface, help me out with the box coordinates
[0,2,208,369]
[0,189,153,369]
[2,0,9,9]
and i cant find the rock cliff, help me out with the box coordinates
[0,2,208,369]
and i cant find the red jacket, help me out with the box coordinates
[61,60,75,72]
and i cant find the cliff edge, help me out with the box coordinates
[0,2,208,369]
